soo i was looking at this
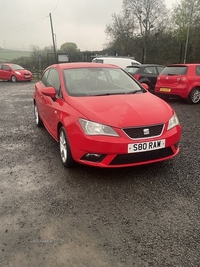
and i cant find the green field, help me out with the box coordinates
[0,48,31,62]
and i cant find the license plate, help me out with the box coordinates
[160,88,171,92]
[128,139,165,153]
[25,75,30,78]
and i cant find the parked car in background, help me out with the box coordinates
[92,56,141,69]
[125,64,166,93]
[155,63,200,104]
[33,62,181,169]
[0,63,32,82]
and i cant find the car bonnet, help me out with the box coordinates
[68,93,174,128]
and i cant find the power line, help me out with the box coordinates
[0,16,48,33]
[52,0,60,13]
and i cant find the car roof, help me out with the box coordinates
[126,64,165,67]
[49,62,121,70]
[166,63,200,67]
[93,56,136,60]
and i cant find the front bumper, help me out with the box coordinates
[68,123,182,168]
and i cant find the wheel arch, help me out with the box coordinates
[138,78,151,87]
[57,122,64,141]
[191,85,200,91]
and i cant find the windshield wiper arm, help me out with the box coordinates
[125,90,142,94]
[94,92,124,96]
[92,90,142,96]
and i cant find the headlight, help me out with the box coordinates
[15,71,21,75]
[167,113,179,130]
[79,118,119,136]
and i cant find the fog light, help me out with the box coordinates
[81,153,106,162]
[174,142,180,150]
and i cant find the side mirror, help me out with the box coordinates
[141,83,149,90]
[41,86,57,98]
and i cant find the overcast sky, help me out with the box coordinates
[0,0,177,51]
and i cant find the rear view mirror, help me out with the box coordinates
[41,86,57,98]
[141,83,149,90]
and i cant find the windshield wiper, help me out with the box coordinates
[125,90,142,94]
[93,90,142,96]
[93,92,123,96]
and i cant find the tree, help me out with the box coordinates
[29,45,55,71]
[171,0,200,62]
[122,0,169,62]
[105,12,136,57]
[60,42,82,62]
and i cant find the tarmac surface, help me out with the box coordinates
[0,81,199,267]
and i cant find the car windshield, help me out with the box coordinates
[10,64,24,70]
[161,66,188,75]
[63,68,144,96]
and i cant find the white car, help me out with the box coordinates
[92,56,141,69]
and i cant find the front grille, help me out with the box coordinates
[109,147,174,165]
[123,124,164,139]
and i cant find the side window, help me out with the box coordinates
[94,59,103,63]
[41,69,50,86]
[196,66,200,76]
[46,68,61,94]
[143,67,156,74]
[125,67,139,74]
[2,65,10,71]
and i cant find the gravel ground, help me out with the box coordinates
[0,81,199,267]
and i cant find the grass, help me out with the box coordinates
[0,48,31,62]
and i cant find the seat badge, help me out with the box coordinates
[143,128,150,135]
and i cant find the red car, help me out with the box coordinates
[33,62,181,168]
[0,63,32,82]
[155,63,200,104]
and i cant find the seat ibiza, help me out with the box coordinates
[33,62,181,168]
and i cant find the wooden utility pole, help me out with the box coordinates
[49,13,57,63]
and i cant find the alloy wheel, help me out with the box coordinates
[60,130,67,163]
[191,88,200,104]
[34,105,39,125]
[11,76,17,82]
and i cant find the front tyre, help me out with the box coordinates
[11,75,17,82]
[59,126,75,168]
[186,87,200,104]
[34,102,43,127]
